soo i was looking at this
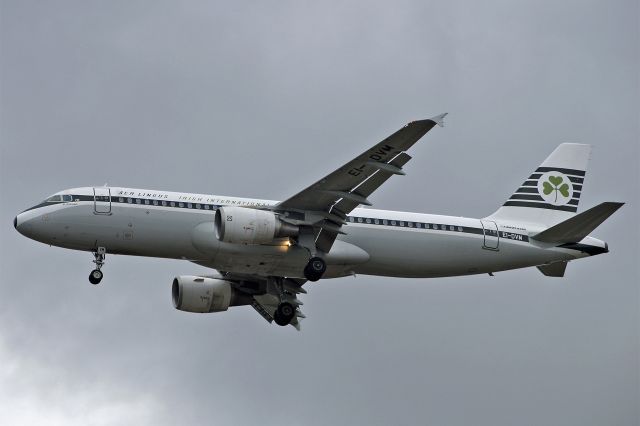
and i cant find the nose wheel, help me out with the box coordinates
[89,247,106,285]
[303,257,326,282]
[89,269,103,285]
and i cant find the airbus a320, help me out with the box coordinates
[14,114,623,329]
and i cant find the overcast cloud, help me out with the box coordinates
[0,1,638,425]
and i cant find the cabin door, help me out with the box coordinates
[480,220,499,250]
[93,187,112,214]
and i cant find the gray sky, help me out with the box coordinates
[0,1,638,425]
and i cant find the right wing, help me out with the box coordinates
[210,271,307,330]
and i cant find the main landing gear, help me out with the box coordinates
[271,278,301,327]
[273,302,295,326]
[89,247,106,285]
[303,257,326,282]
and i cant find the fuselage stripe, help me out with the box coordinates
[31,194,533,243]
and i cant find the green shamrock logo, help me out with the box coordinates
[542,175,570,203]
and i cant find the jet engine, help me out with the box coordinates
[214,206,298,244]
[172,275,251,313]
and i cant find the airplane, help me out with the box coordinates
[14,114,624,329]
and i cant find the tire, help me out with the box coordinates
[308,257,326,274]
[274,302,295,326]
[304,257,326,281]
[89,269,103,285]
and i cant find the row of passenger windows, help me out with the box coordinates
[97,197,466,232]
[117,197,217,210]
[347,216,464,232]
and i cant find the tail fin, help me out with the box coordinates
[487,143,591,227]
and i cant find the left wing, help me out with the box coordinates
[276,113,447,252]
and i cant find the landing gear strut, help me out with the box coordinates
[303,257,326,282]
[270,277,299,327]
[89,247,106,285]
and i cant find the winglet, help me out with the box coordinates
[429,112,448,127]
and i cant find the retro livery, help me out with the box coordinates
[14,114,623,329]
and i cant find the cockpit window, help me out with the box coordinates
[45,194,73,203]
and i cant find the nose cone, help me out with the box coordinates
[14,213,28,237]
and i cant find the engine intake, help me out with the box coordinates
[214,206,298,244]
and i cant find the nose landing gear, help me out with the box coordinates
[89,247,106,285]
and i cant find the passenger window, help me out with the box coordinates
[153,200,158,206]
[449,225,454,231]
[118,197,124,203]
[382,219,388,225]
[408,222,413,227]
[458,226,463,232]
[144,199,150,205]
[365,218,371,224]
[196,204,201,209]
[179,203,184,208]
[357,218,363,223]
[162,200,167,206]
[127,198,132,203]
[391,220,396,226]
[187,203,192,208]
[170,201,176,207]
[204,205,210,210]
[400,221,405,227]
[135,199,141,204]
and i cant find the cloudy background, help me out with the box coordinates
[1,1,638,425]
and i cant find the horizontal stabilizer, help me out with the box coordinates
[537,261,568,277]
[532,202,624,244]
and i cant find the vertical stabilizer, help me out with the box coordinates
[487,143,591,227]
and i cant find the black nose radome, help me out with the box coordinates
[13,216,17,229]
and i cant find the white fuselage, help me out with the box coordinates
[15,186,606,279]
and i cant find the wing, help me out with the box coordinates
[208,270,307,330]
[276,113,447,252]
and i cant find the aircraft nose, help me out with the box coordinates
[14,213,26,235]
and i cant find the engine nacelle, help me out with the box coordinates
[214,206,298,244]
[172,275,233,313]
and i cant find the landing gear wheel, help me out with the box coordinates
[273,302,296,326]
[89,269,103,285]
[89,247,106,285]
[303,257,326,282]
